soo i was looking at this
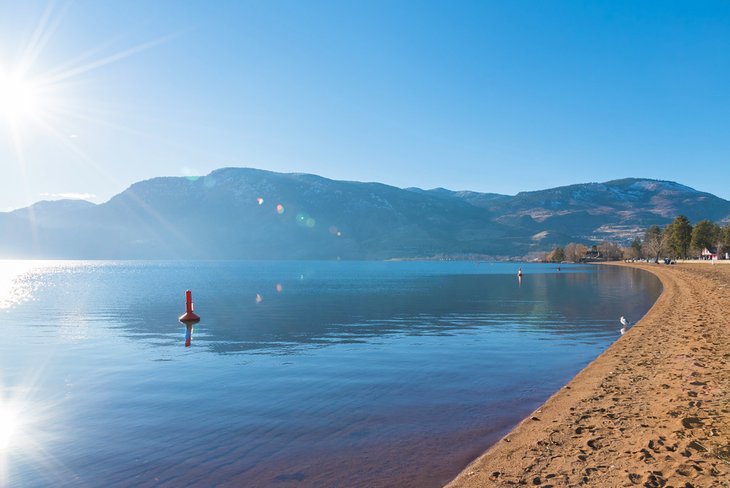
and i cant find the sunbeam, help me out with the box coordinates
[0,2,174,140]
[0,1,187,256]
[0,378,71,487]
[0,71,44,123]
[40,33,179,87]
[0,403,22,451]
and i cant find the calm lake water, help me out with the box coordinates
[0,261,661,487]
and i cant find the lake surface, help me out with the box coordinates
[0,261,661,487]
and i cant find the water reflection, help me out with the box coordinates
[2,262,662,355]
[0,402,22,451]
[179,266,658,354]
[1,261,663,488]
[0,383,57,488]
[0,261,55,309]
[184,323,193,347]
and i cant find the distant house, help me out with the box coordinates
[583,248,602,261]
[701,247,718,260]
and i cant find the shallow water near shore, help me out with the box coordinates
[1,261,661,487]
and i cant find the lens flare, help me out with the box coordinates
[181,167,200,181]
[0,403,22,451]
[0,386,64,487]
[0,0,180,225]
[0,72,44,124]
[295,213,316,228]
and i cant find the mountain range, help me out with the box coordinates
[2,168,729,260]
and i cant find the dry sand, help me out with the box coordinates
[447,263,730,487]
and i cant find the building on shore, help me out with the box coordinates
[701,247,719,260]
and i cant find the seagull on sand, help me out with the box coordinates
[620,316,629,335]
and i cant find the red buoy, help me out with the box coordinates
[179,290,200,323]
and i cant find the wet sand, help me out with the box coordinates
[448,263,730,487]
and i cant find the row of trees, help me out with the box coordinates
[642,216,730,261]
[544,245,575,263]
[543,216,730,263]
[544,241,622,262]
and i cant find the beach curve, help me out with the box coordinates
[447,263,730,487]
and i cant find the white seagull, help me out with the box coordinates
[620,316,629,335]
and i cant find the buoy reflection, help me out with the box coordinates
[184,323,194,348]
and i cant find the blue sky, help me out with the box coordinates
[1,0,729,210]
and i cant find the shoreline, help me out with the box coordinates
[447,262,730,487]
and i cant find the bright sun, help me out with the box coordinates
[0,71,43,124]
[0,1,170,172]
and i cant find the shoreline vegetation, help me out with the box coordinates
[541,215,730,264]
[387,215,730,263]
[447,262,730,487]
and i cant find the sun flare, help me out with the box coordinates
[0,1,173,169]
[0,403,23,451]
[0,71,44,124]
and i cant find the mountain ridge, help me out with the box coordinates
[2,168,729,259]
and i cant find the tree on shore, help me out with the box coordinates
[564,242,588,263]
[598,241,622,261]
[623,243,641,260]
[643,225,667,263]
[546,246,565,262]
[690,220,721,256]
[718,223,730,252]
[630,237,643,259]
[665,215,693,259]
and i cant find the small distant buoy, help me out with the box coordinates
[179,290,200,323]
[518,268,523,277]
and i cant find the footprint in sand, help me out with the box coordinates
[681,417,704,429]
[587,438,602,450]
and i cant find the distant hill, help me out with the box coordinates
[435,178,730,245]
[1,169,729,259]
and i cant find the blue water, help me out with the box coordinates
[0,261,661,487]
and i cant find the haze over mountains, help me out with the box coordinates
[2,168,729,260]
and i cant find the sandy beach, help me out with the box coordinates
[448,263,730,487]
